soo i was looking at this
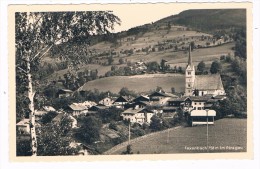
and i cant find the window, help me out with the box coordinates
[188,72,191,75]
[198,107,202,110]
[188,84,191,87]
[195,103,197,105]
[199,102,201,105]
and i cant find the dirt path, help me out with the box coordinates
[103,126,182,155]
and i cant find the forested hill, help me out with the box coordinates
[154,9,246,32]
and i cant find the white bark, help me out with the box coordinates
[26,58,37,156]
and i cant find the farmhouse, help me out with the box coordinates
[99,97,114,107]
[67,103,88,116]
[113,96,132,108]
[16,118,30,134]
[52,113,78,128]
[185,45,226,96]
[56,89,73,98]
[149,91,178,105]
[190,109,216,126]
[121,107,154,124]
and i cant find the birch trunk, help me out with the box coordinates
[26,58,37,156]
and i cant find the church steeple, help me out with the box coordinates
[185,43,195,96]
[188,44,192,66]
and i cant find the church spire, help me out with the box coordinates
[188,44,192,66]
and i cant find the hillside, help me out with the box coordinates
[40,9,245,93]
[154,9,246,33]
[77,73,185,94]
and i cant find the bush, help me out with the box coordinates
[109,121,118,131]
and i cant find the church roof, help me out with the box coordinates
[194,74,224,90]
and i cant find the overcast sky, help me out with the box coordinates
[104,3,186,32]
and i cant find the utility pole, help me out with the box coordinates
[206,109,209,153]
[128,122,131,145]
[167,128,170,144]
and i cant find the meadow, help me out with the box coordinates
[78,73,185,94]
[106,118,247,154]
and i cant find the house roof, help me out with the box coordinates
[149,91,178,98]
[114,96,131,103]
[162,106,179,111]
[69,104,88,111]
[59,89,73,93]
[213,95,227,100]
[122,108,153,114]
[16,118,30,126]
[189,96,211,102]
[132,95,150,102]
[194,74,224,90]
[190,110,216,116]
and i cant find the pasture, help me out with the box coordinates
[78,73,185,94]
[107,118,247,154]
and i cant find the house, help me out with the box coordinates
[99,97,114,107]
[113,96,131,108]
[16,118,30,134]
[56,89,73,98]
[52,113,78,128]
[132,95,150,103]
[190,109,216,126]
[67,103,88,116]
[189,96,211,111]
[149,91,178,105]
[88,104,108,114]
[185,44,226,96]
[121,107,154,124]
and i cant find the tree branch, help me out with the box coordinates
[17,66,28,74]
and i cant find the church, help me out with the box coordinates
[185,45,226,96]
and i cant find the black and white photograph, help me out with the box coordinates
[10,2,253,160]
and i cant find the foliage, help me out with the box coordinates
[197,61,206,73]
[75,116,102,144]
[98,107,123,123]
[210,61,222,74]
[149,115,163,131]
[41,111,58,124]
[233,29,246,59]
[37,114,79,156]
[16,139,32,156]
[146,61,160,72]
[109,121,118,131]
[122,144,133,154]
[119,87,137,97]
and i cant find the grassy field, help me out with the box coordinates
[78,73,185,94]
[107,118,247,154]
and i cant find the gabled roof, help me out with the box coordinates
[194,74,224,90]
[114,96,131,103]
[122,108,153,115]
[16,118,30,126]
[149,91,178,98]
[189,96,211,102]
[132,95,150,102]
[68,104,88,111]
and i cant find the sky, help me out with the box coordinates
[106,3,185,32]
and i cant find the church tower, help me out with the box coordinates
[185,45,195,96]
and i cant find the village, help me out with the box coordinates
[16,46,229,155]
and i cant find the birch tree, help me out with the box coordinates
[15,11,120,156]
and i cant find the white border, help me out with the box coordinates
[1,0,259,169]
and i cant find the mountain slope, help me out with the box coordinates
[155,9,246,32]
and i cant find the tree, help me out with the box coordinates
[119,58,124,64]
[15,11,120,156]
[210,61,222,74]
[108,56,114,65]
[75,116,102,144]
[122,145,133,154]
[119,87,136,97]
[37,115,79,156]
[197,61,206,73]
[149,115,163,131]
[190,41,195,51]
